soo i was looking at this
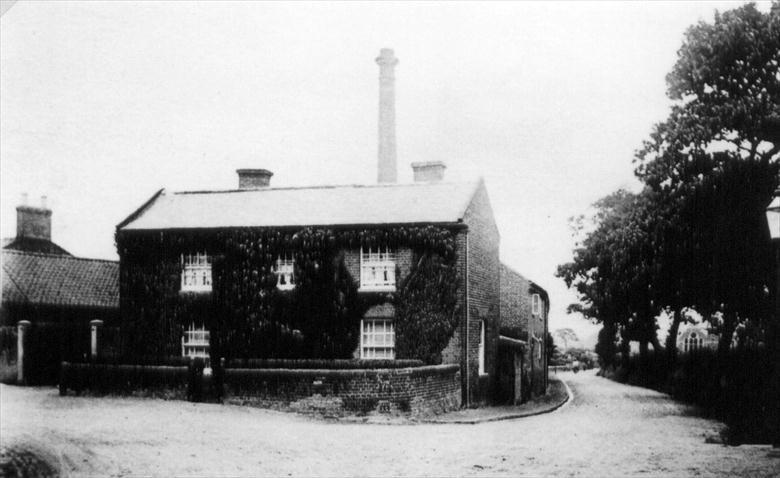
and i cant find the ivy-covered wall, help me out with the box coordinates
[116,226,462,366]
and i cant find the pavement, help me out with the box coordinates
[424,375,571,424]
[3,370,779,476]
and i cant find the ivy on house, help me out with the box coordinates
[395,252,461,364]
[116,225,460,364]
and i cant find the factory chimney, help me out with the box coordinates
[376,48,398,183]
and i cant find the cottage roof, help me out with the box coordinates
[1,250,119,309]
[118,180,482,231]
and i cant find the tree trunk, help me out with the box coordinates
[620,327,631,370]
[639,340,649,357]
[650,334,664,353]
[666,309,682,363]
[718,311,738,360]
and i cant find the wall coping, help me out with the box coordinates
[225,364,460,378]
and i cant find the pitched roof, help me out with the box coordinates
[1,250,119,309]
[119,181,481,231]
[3,236,72,256]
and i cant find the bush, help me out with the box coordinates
[614,348,773,444]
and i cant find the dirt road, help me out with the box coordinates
[1,370,777,477]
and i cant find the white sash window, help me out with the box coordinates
[182,323,210,369]
[360,246,396,291]
[274,254,295,290]
[181,253,212,292]
[360,319,395,359]
[531,293,542,316]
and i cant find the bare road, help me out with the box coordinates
[1,370,777,477]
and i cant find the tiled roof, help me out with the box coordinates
[3,237,72,256]
[1,250,119,309]
[119,180,481,231]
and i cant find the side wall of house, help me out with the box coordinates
[461,181,500,405]
[499,264,531,340]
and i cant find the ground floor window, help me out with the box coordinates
[361,319,395,359]
[182,323,210,370]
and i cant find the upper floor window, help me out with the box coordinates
[181,253,212,292]
[531,293,542,316]
[274,254,295,290]
[360,246,396,291]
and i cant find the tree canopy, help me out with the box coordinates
[559,3,780,367]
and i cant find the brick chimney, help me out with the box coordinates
[237,169,273,189]
[16,194,52,241]
[376,48,398,183]
[411,161,446,182]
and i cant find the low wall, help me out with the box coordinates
[223,364,461,417]
[59,362,191,400]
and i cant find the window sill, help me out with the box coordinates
[358,286,396,293]
[180,289,212,294]
[276,285,296,291]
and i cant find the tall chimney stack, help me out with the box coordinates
[376,48,398,183]
[16,195,52,241]
[236,169,273,189]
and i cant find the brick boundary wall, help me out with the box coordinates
[223,364,461,417]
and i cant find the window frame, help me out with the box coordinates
[478,319,486,376]
[180,253,212,293]
[274,254,296,291]
[359,246,397,292]
[531,293,542,316]
[360,318,395,360]
[181,323,210,369]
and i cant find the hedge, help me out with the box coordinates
[615,348,774,444]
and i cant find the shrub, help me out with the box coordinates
[615,348,773,444]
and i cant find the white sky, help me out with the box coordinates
[1,1,767,343]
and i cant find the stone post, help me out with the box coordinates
[90,320,103,359]
[17,320,31,384]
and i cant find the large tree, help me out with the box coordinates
[635,3,780,356]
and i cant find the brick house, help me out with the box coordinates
[116,164,500,405]
[499,263,549,398]
[1,197,119,383]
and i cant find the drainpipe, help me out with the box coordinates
[464,233,470,407]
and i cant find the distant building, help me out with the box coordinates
[676,325,719,353]
[499,263,549,399]
[3,195,71,255]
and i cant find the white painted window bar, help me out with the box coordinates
[532,293,542,316]
[181,253,212,292]
[360,319,395,359]
[274,254,295,290]
[684,333,703,353]
[182,323,210,370]
[360,247,396,291]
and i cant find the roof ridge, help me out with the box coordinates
[173,180,478,195]
[1,249,118,264]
